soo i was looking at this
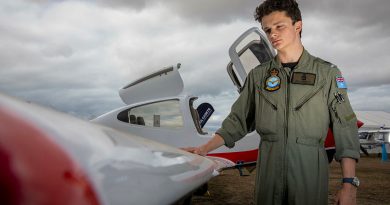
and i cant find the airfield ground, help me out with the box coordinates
[192,155,390,205]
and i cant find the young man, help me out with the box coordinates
[184,0,360,204]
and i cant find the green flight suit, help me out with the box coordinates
[216,49,360,205]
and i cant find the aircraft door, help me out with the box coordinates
[227,27,276,93]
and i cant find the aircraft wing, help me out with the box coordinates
[206,146,258,172]
[0,93,216,205]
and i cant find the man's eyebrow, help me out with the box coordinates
[272,21,286,26]
[263,20,286,29]
[261,20,285,31]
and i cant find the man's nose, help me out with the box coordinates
[270,30,278,38]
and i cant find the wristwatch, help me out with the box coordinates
[342,177,360,187]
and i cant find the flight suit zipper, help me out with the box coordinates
[285,72,290,203]
[280,67,291,202]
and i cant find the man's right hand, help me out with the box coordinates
[181,146,207,156]
[181,133,225,157]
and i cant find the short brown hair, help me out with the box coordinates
[254,0,302,24]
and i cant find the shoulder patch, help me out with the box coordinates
[336,75,347,89]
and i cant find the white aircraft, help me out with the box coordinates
[359,130,389,146]
[0,93,216,205]
[358,129,390,155]
[352,111,390,155]
[92,27,276,171]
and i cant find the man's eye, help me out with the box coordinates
[265,29,271,34]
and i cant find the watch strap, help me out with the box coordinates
[342,178,354,183]
[342,177,359,187]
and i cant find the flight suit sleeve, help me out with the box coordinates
[216,70,256,148]
[327,68,360,162]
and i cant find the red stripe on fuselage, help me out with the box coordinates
[207,149,258,164]
[0,108,100,205]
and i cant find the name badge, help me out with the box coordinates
[291,72,316,85]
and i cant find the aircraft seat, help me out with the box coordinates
[117,110,129,122]
[129,114,136,124]
[137,116,145,126]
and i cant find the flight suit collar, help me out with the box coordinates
[271,48,312,72]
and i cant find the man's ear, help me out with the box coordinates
[295,20,302,34]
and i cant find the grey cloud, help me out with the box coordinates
[3,87,124,120]
[93,0,390,28]
[299,0,390,28]
[350,85,390,113]
[297,0,390,42]
[0,1,130,119]
[95,0,260,24]
[162,0,259,24]
[95,0,147,11]
[41,44,74,58]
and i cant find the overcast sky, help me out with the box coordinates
[1,0,389,130]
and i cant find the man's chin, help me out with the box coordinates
[273,45,284,51]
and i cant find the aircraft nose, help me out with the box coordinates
[0,108,101,205]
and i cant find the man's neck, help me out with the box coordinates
[277,44,304,63]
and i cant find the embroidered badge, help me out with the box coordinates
[336,75,347,89]
[291,72,316,85]
[265,68,281,92]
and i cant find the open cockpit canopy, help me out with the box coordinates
[119,64,184,105]
[227,27,276,93]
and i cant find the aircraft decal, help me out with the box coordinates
[196,103,215,128]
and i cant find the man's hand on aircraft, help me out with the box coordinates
[181,133,225,157]
[181,147,207,156]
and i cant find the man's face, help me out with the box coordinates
[261,11,302,51]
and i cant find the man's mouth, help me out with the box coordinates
[272,39,281,45]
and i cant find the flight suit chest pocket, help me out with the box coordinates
[294,79,326,111]
[256,83,278,135]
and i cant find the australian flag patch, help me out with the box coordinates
[336,75,347,89]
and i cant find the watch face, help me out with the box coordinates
[353,177,360,187]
